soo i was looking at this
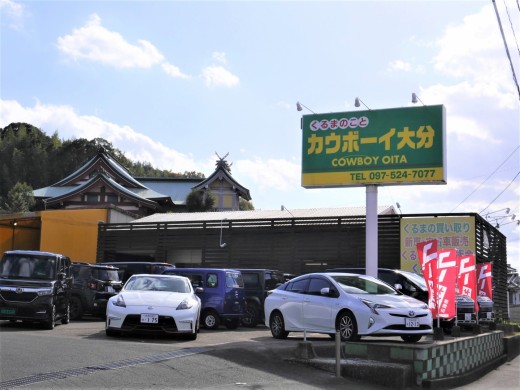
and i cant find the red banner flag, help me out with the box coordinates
[416,240,438,318]
[458,254,478,312]
[435,249,457,319]
[477,262,493,300]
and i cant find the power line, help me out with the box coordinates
[502,0,520,56]
[451,146,520,212]
[492,0,520,100]
[479,170,520,214]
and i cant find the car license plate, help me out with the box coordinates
[0,307,16,315]
[141,313,158,323]
[405,318,419,328]
[464,313,472,321]
[105,286,114,293]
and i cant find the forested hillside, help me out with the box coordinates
[0,122,204,208]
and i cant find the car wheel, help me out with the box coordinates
[337,311,359,341]
[43,304,56,330]
[225,318,240,330]
[70,296,83,321]
[269,311,289,339]
[61,303,70,324]
[401,335,422,343]
[202,310,220,330]
[242,304,260,328]
[105,328,120,337]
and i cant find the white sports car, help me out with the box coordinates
[264,272,433,342]
[106,274,201,340]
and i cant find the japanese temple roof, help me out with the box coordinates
[192,166,251,201]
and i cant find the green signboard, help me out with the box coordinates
[301,105,446,188]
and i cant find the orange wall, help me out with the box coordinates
[40,209,107,263]
[0,218,40,254]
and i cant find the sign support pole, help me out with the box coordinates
[366,185,378,278]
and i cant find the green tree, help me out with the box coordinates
[5,182,35,212]
[239,198,255,211]
[186,190,215,212]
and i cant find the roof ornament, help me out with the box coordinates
[215,152,232,173]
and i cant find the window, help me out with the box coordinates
[287,278,309,294]
[106,194,118,203]
[307,278,331,295]
[206,273,218,288]
[86,194,98,202]
[242,273,260,288]
[225,272,244,288]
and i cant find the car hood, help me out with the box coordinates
[119,291,190,306]
[357,294,427,308]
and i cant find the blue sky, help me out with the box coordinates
[1,0,519,270]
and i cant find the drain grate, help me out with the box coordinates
[0,347,209,390]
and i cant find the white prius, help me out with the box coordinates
[264,272,433,342]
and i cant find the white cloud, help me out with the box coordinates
[200,66,240,87]
[57,14,164,68]
[212,51,227,63]
[388,60,412,72]
[1,0,25,29]
[234,158,300,192]
[0,99,200,173]
[161,62,190,79]
[56,14,194,79]
[434,4,518,97]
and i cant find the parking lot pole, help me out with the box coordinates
[335,331,341,377]
[366,185,378,278]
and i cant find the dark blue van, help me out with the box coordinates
[163,268,245,330]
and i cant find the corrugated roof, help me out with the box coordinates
[133,205,396,223]
[137,178,200,204]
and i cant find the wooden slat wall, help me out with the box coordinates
[97,213,508,320]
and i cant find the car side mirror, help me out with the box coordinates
[394,283,403,291]
[320,287,331,296]
[195,287,204,294]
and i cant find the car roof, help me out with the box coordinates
[72,262,119,270]
[164,268,241,272]
[4,250,66,257]
[99,262,171,266]
[128,273,188,279]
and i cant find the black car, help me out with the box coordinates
[0,250,72,329]
[98,262,172,283]
[237,269,286,328]
[70,263,122,320]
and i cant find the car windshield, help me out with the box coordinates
[93,269,120,282]
[0,254,56,280]
[331,275,398,295]
[124,276,190,293]
[399,270,427,289]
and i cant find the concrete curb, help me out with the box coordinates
[286,333,520,389]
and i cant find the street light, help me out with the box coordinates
[296,101,316,114]
[412,93,425,106]
[354,97,371,110]
[11,220,17,249]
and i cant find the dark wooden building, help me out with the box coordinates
[96,207,509,320]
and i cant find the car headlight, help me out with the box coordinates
[360,299,391,315]
[112,295,126,308]
[37,289,53,296]
[177,298,194,310]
